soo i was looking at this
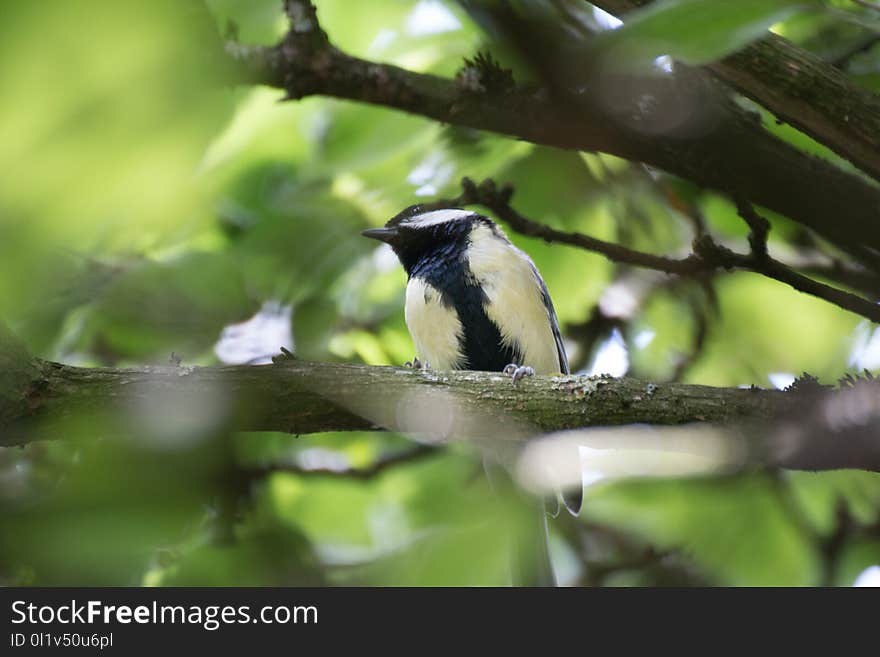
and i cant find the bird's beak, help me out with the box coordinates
[361,227,398,244]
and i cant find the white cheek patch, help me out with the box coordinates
[404,209,474,228]
[466,224,561,374]
[405,277,465,370]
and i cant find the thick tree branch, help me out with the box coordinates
[2,358,789,448]
[4,356,879,472]
[592,0,880,183]
[230,1,880,266]
[433,179,699,274]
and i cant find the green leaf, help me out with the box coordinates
[597,0,812,67]
[584,473,819,585]
[684,273,859,387]
[154,525,323,586]
[0,437,231,585]
[88,253,257,361]
[0,1,236,327]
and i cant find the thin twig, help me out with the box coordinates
[797,261,880,297]
[425,178,702,275]
[735,200,770,260]
[658,181,707,240]
[671,292,712,383]
[427,178,880,324]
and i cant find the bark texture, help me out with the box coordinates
[1,358,792,447]
[593,0,880,183]
[229,1,880,266]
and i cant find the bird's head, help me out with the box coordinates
[361,205,485,274]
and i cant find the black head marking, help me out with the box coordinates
[373,207,487,275]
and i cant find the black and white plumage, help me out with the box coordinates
[364,205,580,501]
[362,205,569,378]
[363,205,578,586]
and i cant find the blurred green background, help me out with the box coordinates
[1,0,879,586]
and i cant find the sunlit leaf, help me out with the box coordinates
[86,252,257,361]
[596,0,813,67]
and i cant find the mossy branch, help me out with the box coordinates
[2,348,879,472]
[0,355,790,446]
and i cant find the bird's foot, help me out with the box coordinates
[503,363,534,385]
[405,357,430,370]
[271,346,296,364]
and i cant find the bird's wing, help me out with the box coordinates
[529,263,581,516]
[530,263,569,375]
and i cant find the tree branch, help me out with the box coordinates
[229,1,880,266]
[425,178,880,323]
[3,358,790,448]
[592,0,880,183]
[3,352,879,472]
[433,178,699,274]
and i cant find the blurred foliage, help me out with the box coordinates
[2,0,880,586]
[593,0,812,69]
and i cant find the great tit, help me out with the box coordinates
[362,206,579,586]
[361,205,569,381]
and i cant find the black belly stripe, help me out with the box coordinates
[410,243,521,372]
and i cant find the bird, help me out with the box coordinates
[362,204,580,585]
